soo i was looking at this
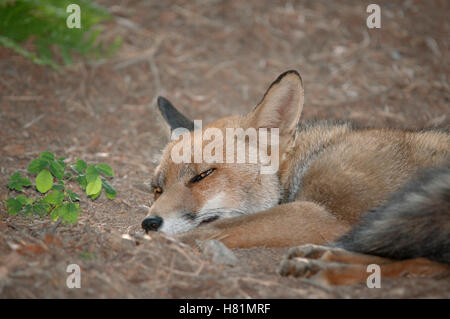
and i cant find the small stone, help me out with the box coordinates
[133,231,152,241]
[7,242,20,251]
[121,233,134,241]
[201,240,238,266]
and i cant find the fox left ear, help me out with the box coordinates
[247,70,304,140]
[156,96,195,132]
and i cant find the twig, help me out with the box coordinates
[114,36,164,70]
[50,219,62,233]
[149,58,161,94]
[23,114,44,129]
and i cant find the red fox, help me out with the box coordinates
[142,70,450,285]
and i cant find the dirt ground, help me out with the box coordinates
[0,0,449,298]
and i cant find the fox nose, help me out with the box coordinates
[142,216,163,232]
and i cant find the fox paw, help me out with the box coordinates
[279,244,341,277]
[279,257,335,278]
[278,244,380,285]
[278,244,409,285]
[286,244,344,259]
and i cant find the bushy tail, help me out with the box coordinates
[334,166,450,263]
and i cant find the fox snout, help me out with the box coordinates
[141,216,163,232]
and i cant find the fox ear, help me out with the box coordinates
[247,70,304,138]
[156,96,195,132]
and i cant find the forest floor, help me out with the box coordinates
[0,0,449,298]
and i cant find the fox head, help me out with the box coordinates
[142,70,304,234]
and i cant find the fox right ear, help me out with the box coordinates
[247,70,304,140]
[156,96,195,132]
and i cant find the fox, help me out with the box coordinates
[142,70,450,285]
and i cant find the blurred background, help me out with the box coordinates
[0,0,449,298]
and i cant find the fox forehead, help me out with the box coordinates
[152,115,249,185]
[152,154,219,189]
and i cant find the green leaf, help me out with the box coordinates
[64,172,73,179]
[6,198,22,215]
[18,176,32,187]
[51,204,67,221]
[16,195,34,205]
[52,183,65,191]
[90,188,102,200]
[96,163,114,177]
[10,172,21,181]
[7,172,32,191]
[7,172,31,192]
[16,195,26,205]
[40,152,54,161]
[49,160,64,180]
[73,158,87,174]
[7,181,22,191]
[35,169,53,193]
[28,158,48,173]
[86,176,102,196]
[43,190,64,206]
[67,190,80,202]
[57,157,66,167]
[86,165,99,183]
[33,201,51,217]
[56,203,80,224]
[101,178,117,199]
[23,204,33,215]
[62,202,79,224]
[77,175,87,190]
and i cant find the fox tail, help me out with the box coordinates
[334,166,450,263]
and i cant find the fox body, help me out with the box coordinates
[143,70,450,270]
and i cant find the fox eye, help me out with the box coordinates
[153,186,163,199]
[190,168,216,184]
[154,187,162,194]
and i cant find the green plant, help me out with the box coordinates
[0,0,121,69]
[5,151,117,224]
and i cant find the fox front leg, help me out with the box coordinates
[177,201,350,249]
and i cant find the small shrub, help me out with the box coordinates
[5,151,117,224]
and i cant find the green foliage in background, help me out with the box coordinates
[6,152,117,224]
[0,0,121,69]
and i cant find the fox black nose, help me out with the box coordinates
[142,216,163,232]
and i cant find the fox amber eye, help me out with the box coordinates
[154,187,163,199]
[190,168,216,184]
